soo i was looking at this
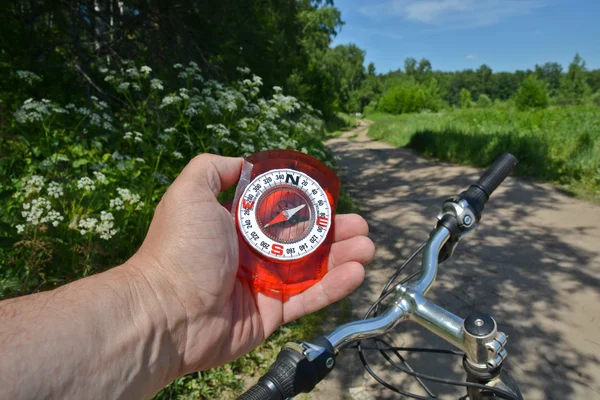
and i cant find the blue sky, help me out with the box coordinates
[331,0,600,73]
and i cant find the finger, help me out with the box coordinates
[283,261,365,323]
[179,154,243,196]
[329,236,375,269]
[334,214,369,242]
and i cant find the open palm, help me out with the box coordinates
[133,154,374,375]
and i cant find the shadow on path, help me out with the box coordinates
[311,124,600,400]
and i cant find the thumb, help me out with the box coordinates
[178,154,243,198]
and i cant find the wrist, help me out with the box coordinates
[117,255,189,387]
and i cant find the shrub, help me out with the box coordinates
[514,75,549,110]
[477,94,493,108]
[377,79,441,114]
[0,62,331,298]
[591,91,600,107]
[459,88,472,109]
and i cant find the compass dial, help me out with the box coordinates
[237,168,332,261]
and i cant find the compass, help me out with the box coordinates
[233,150,340,297]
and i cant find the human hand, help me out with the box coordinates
[129,154,374,378]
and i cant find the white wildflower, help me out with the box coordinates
[21,197,52,226]
[172,151,183,159]
[93,171,107,184]
[161,95,182,107]
[273,86,283,92]
[47,182,63,198]
[140,66,152,74]
[16,224,25,234]
[131,83,141,91]
[153,173,171,186]
[126,67,139,78]
[124,131,133,139]
[173,63,183,69]
[134,131,143,142]
[109,197,124,210]
[96,211,117,240]
[135,158,145,163]
[41,210,64,227]
[77,177,96,191]
[164,127,177,134]
[16,70,42,85]
[158,134,169,141]
[150,78,164,91]
[110,188,142,211]
[118,82,130,90]
[22,175,45,197]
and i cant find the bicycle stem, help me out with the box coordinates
[326,225,507,372]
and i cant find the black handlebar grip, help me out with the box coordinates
[237,347,303,400]
[237,381,282,400]
[461,153,517,219]
[473,153,518,198]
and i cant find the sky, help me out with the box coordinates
[331,0,600,73]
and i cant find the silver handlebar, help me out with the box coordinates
[325,224,508,373]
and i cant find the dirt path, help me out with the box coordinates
[309,121,600,399]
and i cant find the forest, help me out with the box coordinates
[1,0,599,398]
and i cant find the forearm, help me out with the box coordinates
[0,262,185,399]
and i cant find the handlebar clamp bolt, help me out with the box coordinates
[463,214,473,227]
[326,357,335,369]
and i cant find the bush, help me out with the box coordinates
[459,88,472,109]
[591,91,600,107]
[377,79,441,114]
[514,76,549,110]
[0,62,332,298]
[477,94,493,108]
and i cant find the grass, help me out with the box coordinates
[325,112,361,138]
[367,107,600,201]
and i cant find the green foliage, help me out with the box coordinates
[0,64,332,298]
[591,91,600,107]
[377,79,441,114]
[0,63,342,398]
[514,76,549,110]
[368,106,600,200]
[477,94,493,108]
[324,112,360,137]
[557,53,592,105]
[460,88,472,108]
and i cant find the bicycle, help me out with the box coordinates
[238,153,524,400]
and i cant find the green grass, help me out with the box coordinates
[325,112,361,138]
[367,107,600,200]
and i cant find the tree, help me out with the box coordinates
[557,53,592,105]
[535,62,563,94]
[477,94,493,108]
[404,57,417,76]
[367,62,376,76]
[514,76,549,110]
[460,88,472,108]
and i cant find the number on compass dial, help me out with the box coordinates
[237,169,332,261]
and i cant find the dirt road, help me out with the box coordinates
[309,122,600,399]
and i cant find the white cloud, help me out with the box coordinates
[360,0,545,28]
[466,55,478,59]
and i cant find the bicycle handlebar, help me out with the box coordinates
[461,153,518,219]
[238,153,518,400]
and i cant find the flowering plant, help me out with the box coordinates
[1,62,331,296]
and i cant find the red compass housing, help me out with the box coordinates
[232,149,340,298]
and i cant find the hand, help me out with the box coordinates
[129,154,375,378]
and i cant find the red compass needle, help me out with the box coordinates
[264,204,306,228]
